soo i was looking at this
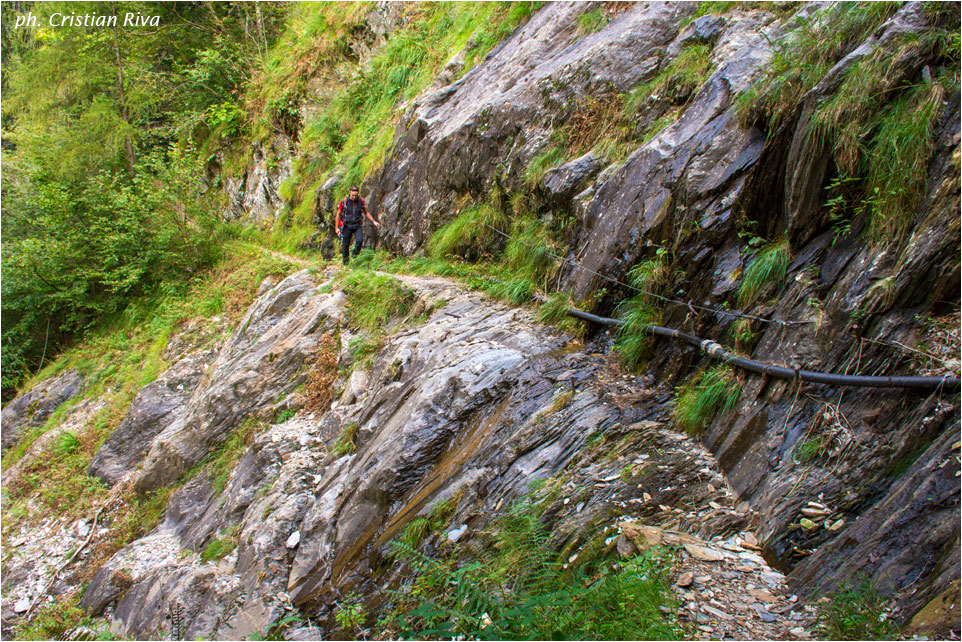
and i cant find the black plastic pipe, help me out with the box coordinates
[539,296,961,391]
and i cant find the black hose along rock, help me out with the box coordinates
[533,295,961,391]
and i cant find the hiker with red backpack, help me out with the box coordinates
[335,186,380,265]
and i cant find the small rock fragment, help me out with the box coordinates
[828,518,845,531]
[285,531,301,549]
[448,525,468,543]
[677,572,694,587]
[800,518,818,530]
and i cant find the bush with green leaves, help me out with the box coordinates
[816,579,899,640]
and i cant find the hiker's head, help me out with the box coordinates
[349,186,359,200]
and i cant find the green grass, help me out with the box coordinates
[340,271,417,334]
[576,7,609,35]
[673,365,742,433]
[332,422,360,457]
[864,80,946,243]
[795,435,827,464]
[209,416,265,495]
[502,217,562,286]
[347,334,381,371]
[537,292,587,338]
[613,253,670,368]
[201,526,239,563]
[274,2,538,241]
[429,204,508,260]
[625,44,713,114]
[386,495,683,640]
[14,596,87,641]
[735,3,902,130]
[482,277,535,305]
[816,579,899,640]
[737,238,790,308]
[614,298,662,369]
[523,146,566,187]
[733,2,958,245]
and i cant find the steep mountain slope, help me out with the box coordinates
[2,2,959,640]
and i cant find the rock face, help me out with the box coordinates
[89,351,214,486]
[130,270,343,495]
[220,135,292,225]
[1,368,83,450]
[373,2,700,253]
[367,0,959,623]
[78,272,818,640]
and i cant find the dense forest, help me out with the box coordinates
[2,1,282,397]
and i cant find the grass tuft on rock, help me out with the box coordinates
[737,238,790,308]
[341,272,417,334]
[429,204,509,260]
[673,365,742,433]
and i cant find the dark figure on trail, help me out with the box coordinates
[335,186,380,265]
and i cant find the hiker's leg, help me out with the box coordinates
[341,227,352,264]
[352,226,364,257]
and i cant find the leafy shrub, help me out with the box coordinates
[816,579,899,640]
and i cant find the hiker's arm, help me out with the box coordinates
[365,208,380,228]
[335,201,342,229]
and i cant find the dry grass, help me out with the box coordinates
[305,333,339,411]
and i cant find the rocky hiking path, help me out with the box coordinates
[2,262,818,640]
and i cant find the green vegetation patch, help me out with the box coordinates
[429,204,509,261]
[576,7,610,35]
[332,422,360,457]
[201,525,240,563]
[736,3,958,244]
[737,238,790,308]
[537,292,587,338]
[614,252,671,369]
[209,416,266,495]
[280,2,538,233]
[385,496,683,640]
[340,271,417,334]
[816,579,899,640]
[673,365,742,433]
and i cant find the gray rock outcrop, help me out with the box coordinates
[1,368,84,450]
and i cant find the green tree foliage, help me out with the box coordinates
[1,2,287,395]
